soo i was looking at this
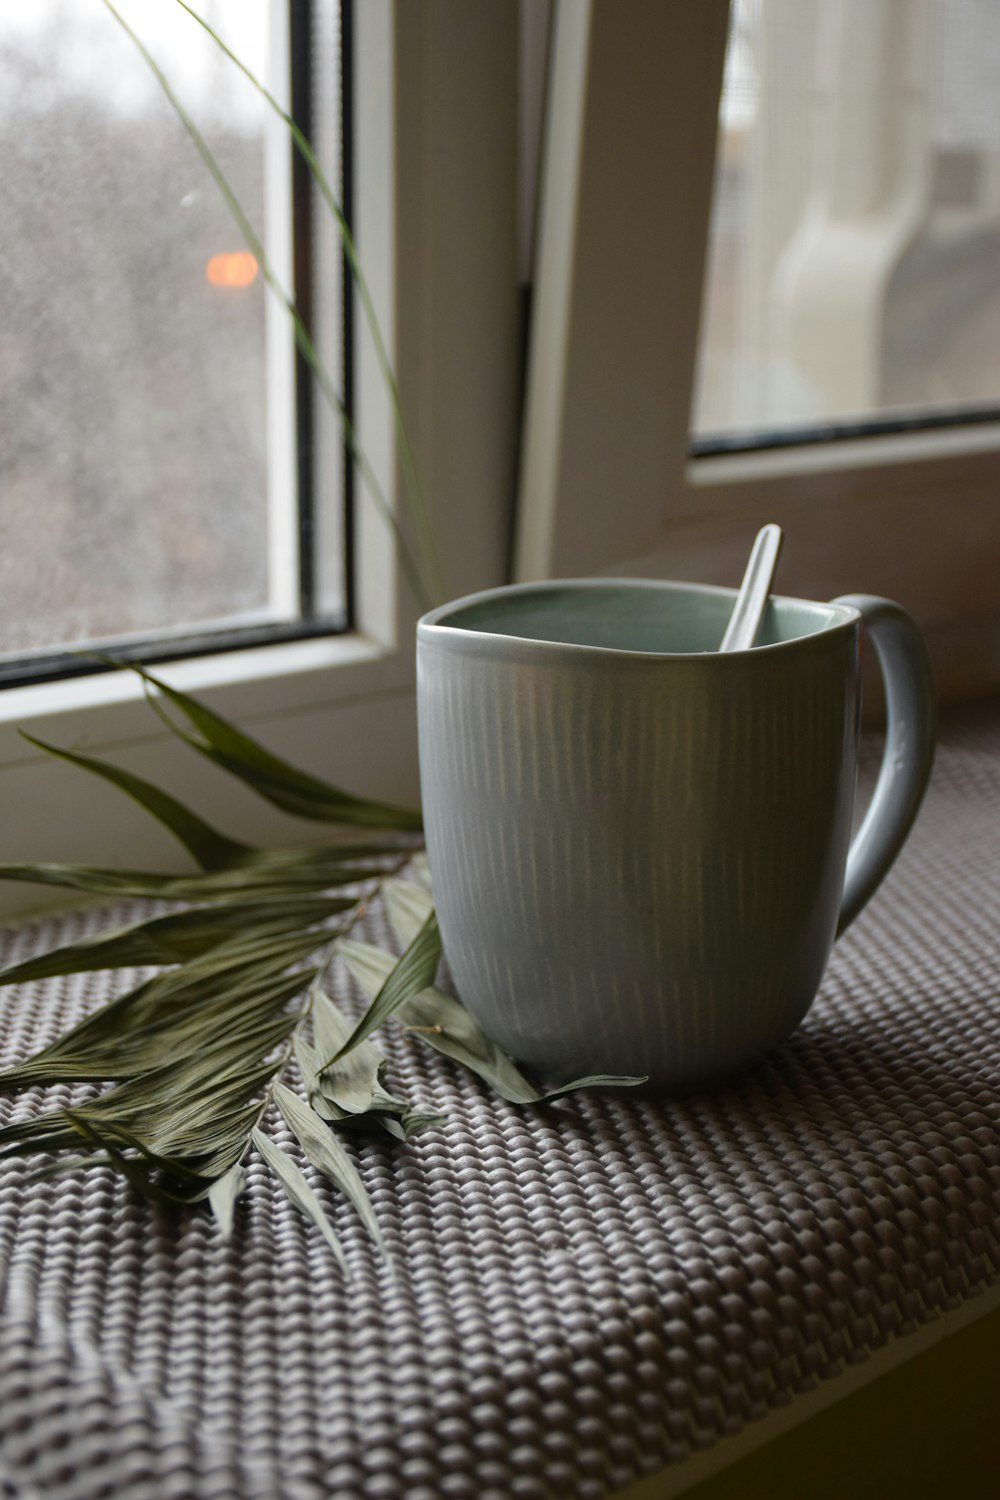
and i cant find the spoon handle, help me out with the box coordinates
[719,523,784,653]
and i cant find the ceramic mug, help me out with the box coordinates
[416,580,935,1092]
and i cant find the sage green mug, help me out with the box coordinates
[416,580,935,1092]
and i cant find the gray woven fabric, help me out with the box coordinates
[1,711,998,1500]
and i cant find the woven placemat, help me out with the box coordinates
[1,711,998,1499]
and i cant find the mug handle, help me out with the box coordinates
[832,595,936,936]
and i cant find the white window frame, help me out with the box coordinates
[0,0,520,920]
[516,0,1000,705]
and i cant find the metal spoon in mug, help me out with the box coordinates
[718,523,784,652]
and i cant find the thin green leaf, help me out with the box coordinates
[0,923,328,1089]
[384,879,434,948]
[336,937,395,997]
[130,665,422,831]
[399,986,648,1102]
[0,850,396,903]
[380,1108,448,1141]
[83,1033,282,1135]
[60,1113,213,1205]
[321,911,441,1066]
[338,938,644,1099]
[311,991,405,1116]
[12,1030,290,1176]
[81,1117,213,1187]
[0,978,310,1090]
[296,1011,439,1142]
[208,1162,246,1239]
[294,1033,336,1098]
[19,732,250,870]
[101,0,436,611]
[172,0,445,608]
[252,1127,349,1273]
[337,948,534,1097]
[62,1113,178,1204]
[274,1083,391,1263]
[158,1102,266,1180]
[0,897,352,986]
[121,919,326,993]
[0,918,322,1098]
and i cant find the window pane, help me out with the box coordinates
[0,0,340,666]
[692,0,1000,444]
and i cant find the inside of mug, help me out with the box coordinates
[436,584,847,655]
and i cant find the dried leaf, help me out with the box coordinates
[384,878,434,948]
[54,1113,216,1204]
[208,1162,246,1239]
[380,1109,447,1141]
[19,733,250,869]
[0,847,401,903]
[133,666,423,832]
[274,1083,391,1262]
[1,667,639,1263]
[311,991,405,1115]
[338,942,644,1100]
[252,1127,349,1274]
[0,923,326,1088]
[335,938,395,997]
[400,986,647,1102]
[0,988,303,1181]
[296,1002,439,1143]
[0,897,352,986]
[321,910,441,1065]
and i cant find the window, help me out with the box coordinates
[515,0,999,708]
[693,0,1000,448]
[0,0,346,686]
[0,0,521,919]
[14,0,992,926]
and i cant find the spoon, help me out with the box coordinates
[718,523,784,652]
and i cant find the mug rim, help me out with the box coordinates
[418,577,859,662]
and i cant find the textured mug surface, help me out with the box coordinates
[416,580,935,1092]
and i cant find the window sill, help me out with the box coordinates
[0,628,412,768]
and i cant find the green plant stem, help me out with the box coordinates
[99,0,436,613]
[173,0,446,609]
